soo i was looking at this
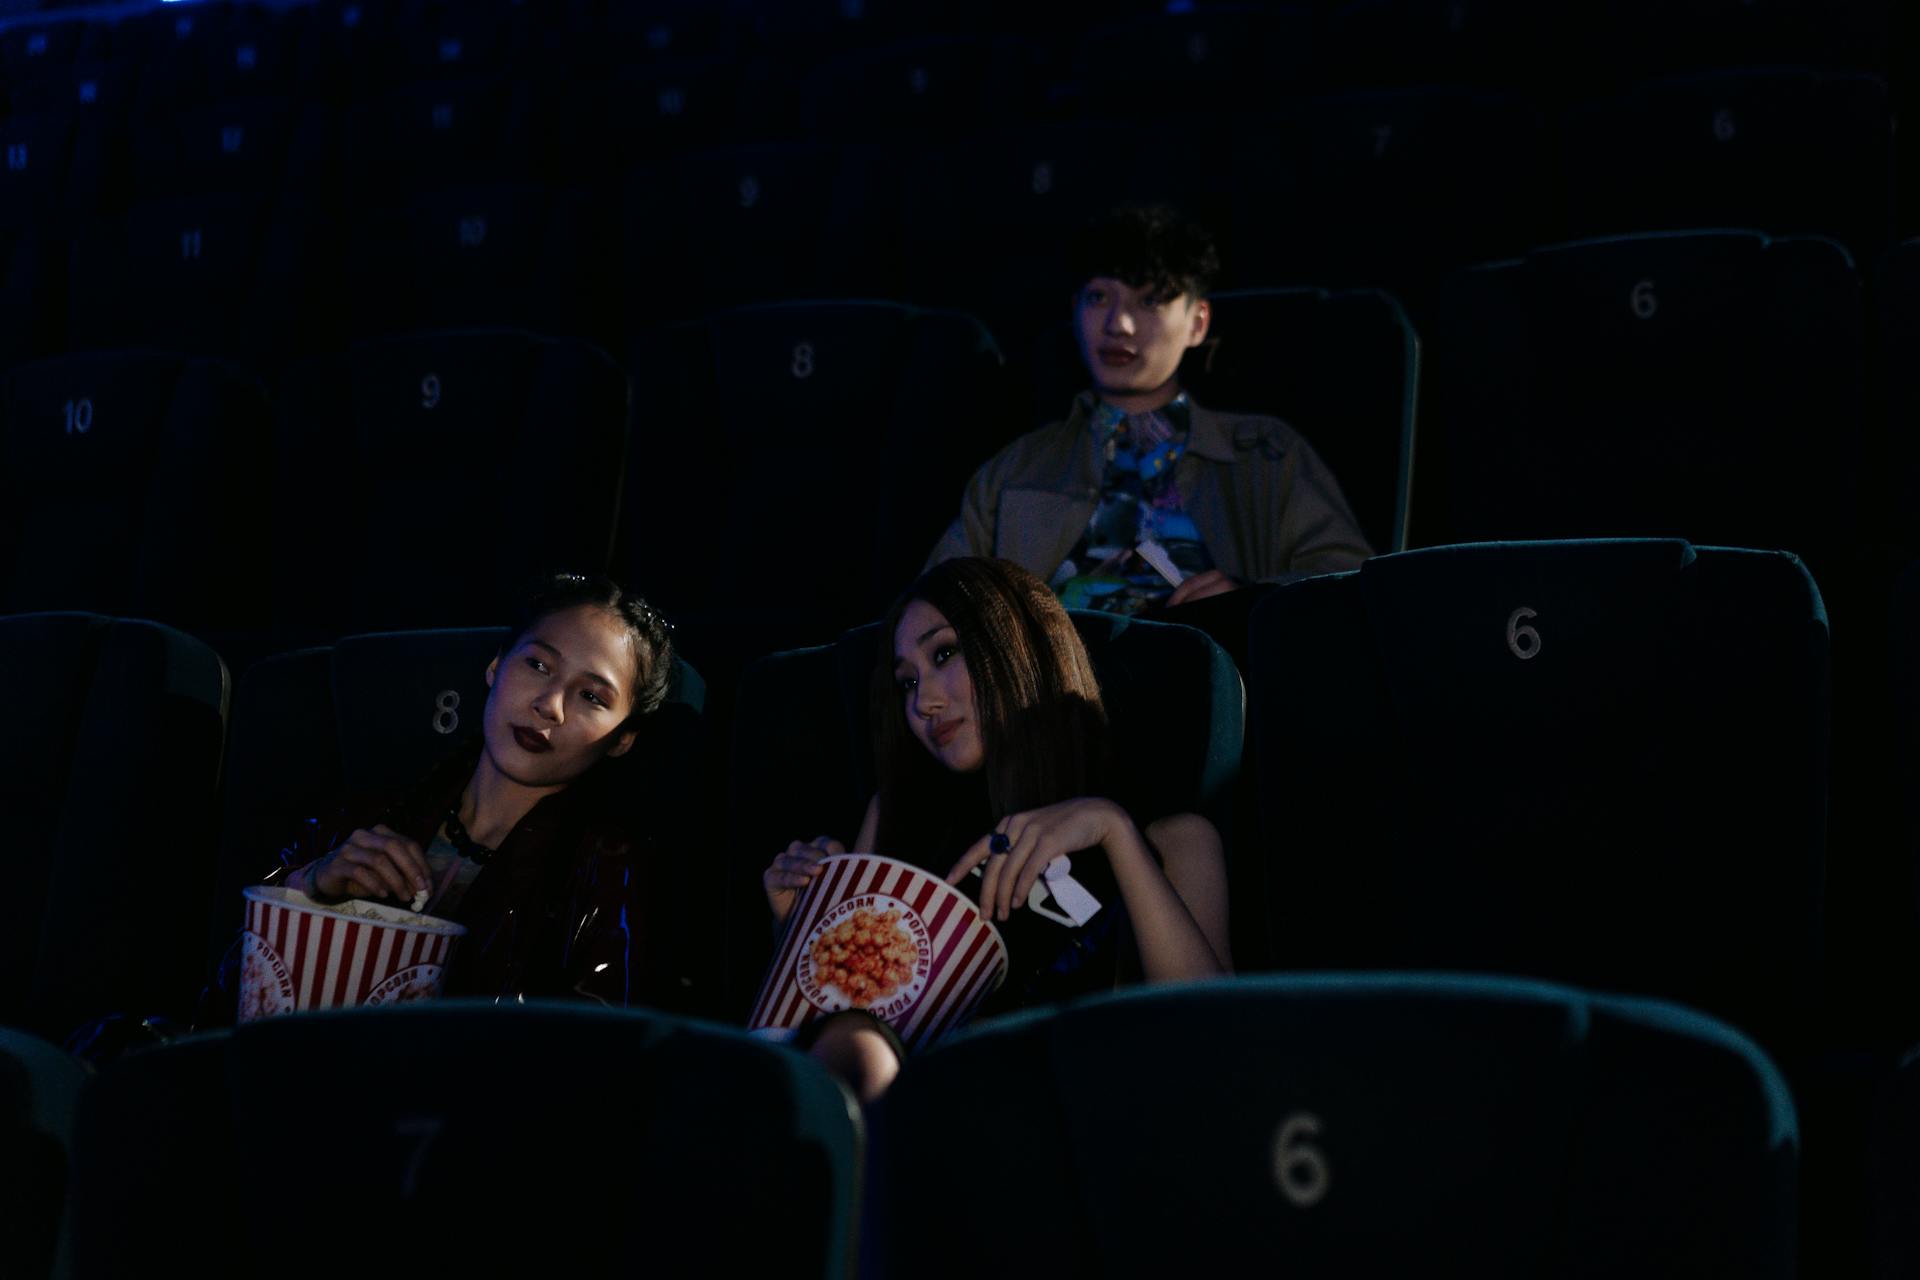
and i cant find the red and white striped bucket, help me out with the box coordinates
[238,886,468,1023]
[749,853,1007,1052]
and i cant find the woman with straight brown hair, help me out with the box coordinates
[765,557,1230,1097]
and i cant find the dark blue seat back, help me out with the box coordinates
[871,975,1798,1278]
[1245,540,1828,1050]
[67,1004,860,1279]
[0,613,227,1039]
[1411,231,1865,578]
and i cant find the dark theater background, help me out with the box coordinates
[0,0,1915,1275]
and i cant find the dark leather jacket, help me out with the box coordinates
[231,739,688,1014]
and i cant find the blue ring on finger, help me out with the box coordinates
[988,832,1011,855]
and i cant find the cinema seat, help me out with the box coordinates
[209,628,708,1009]
[1066,7,1315,117]
[1595,0,1891,80]
[0,1027,85,1280]
[1878,240,1920,550]
[0,351,273,628]
[270,329,627,640]
[622,143,904,311]
[1183,286,1416,555]
[349,183,612,340]
[66,194,328,357]
[0,112,69,227]
[618,300,1011,666]
[126,96,324,200]
[1320,0,1561,91]
[0,613,228,1041]
[1871,1045,1920,1279]
[1562,70,1894,263]
[1410,230,1864,572]
[344,77,538,192]
[0,227,59,370]
[66,1004,860,1278]
[871,975,1797,1278]
[800,35,1047,140]
[1254,87,1548,287]
[1244,539,1827,1052]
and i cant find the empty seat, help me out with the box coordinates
[1242,88,1548,287]
[800,36,1048,140]
[727,610,1241,1010]
[618,301,1012,668]
[0,1027,85,1280]
[1872,1044,1920,1278]
[0,20,91,77]
[1244,539,1827,1052]
[0,613,227,1041]
[12,60,138,219]
[1320,0,1565,92]
[0,352,273,628]
[623,143,904,315]
[871,975,1797,1278]
[1157,287,1417,554]
[126,2,299,114]
[210,628,709,1006]
[593,55,759,155]
[271,330,628,639]
[67,1004,860,1278]
[1561,70,1894,263]
[0,226,59,370]
[1409,231,1865,569]
[1876,239,1920,550]
[1595,0,1892,80]
[0,112,71,229]
[1065,6,1316,118]
[348,183,613,342]
[344,77,539,194]
[127,96,329,200]
[66,194,335,358]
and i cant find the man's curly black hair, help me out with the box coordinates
[1067,203,1220,301]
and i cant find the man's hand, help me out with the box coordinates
[1165,569,1241,608]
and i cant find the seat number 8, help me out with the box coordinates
[791,342,815,379]
[432,690,460,734]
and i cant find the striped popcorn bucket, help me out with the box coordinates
[749,853,1007,1053]
[238,886,468,1023]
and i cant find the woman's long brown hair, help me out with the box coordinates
[869,558,1110,868]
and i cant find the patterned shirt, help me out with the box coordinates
[1050,393,1216,614]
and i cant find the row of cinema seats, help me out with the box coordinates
[0,0,1895,97]
[5,534,1912,1269]
[0,0,1901,372]
[0,980,1819,1278]
[7,230,1920,672]
[0,72,1898,368]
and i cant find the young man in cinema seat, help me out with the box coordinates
[925,204,1372,616]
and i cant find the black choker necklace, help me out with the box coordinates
[443,808,497,865]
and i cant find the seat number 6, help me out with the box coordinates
[1273,1113,1330,1208]
[1507,607,1541,660]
